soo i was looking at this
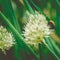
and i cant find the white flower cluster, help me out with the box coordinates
[0,26,15,53]
[23,11,50,46]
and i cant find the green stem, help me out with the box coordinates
[55,12,60,37]
[44,37,60,60]
[0,11,40,60]
[56,0,60,6]
[49,37,60,55]
[1,0,21,33]
[14,45,22,60]
[10,0,21,33]
[24,0,34,14]
[44,37,54,51]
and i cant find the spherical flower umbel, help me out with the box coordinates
[0,26,15,53]
[23,11,50,46]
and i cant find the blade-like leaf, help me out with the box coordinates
[49,36,60,56]
[24,0,34,14]
[55,12,60,37]
[44,37,60,60]
[1,0,21,33]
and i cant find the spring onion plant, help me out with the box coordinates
[0,0,60,60]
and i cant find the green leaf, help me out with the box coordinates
[55,12,60,37]
[24,0,34,14]
[49,37,60,56]
[1,0,21,33]
[44,37,60,60]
